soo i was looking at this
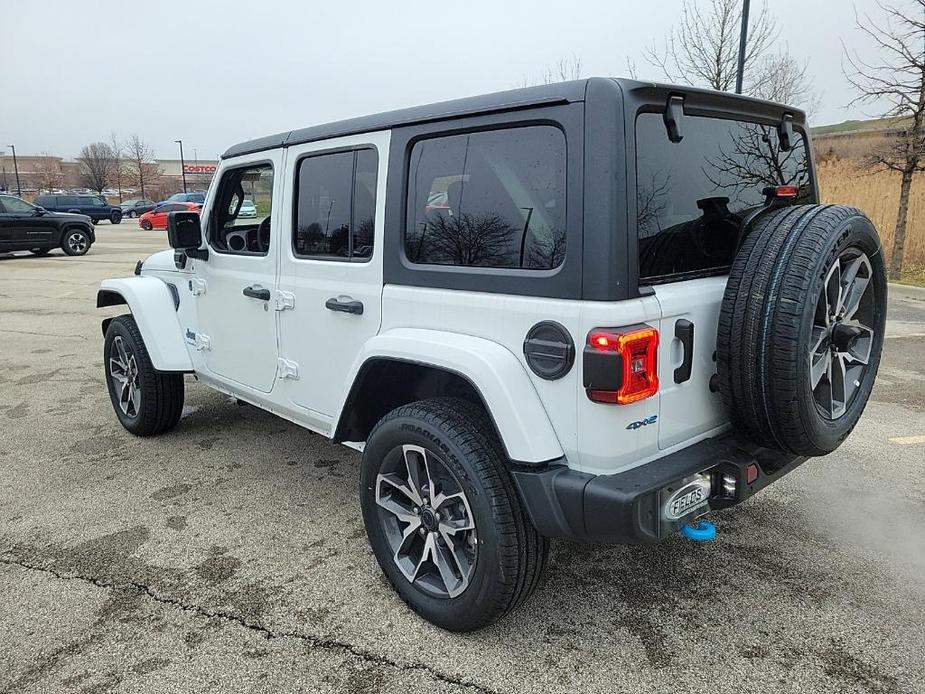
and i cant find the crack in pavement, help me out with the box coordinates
[0,554,500,694]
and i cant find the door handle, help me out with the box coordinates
[243,285,271,301]
[674,319,694,384]
[325,296,364,315]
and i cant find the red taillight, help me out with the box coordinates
[585,326,659,404]
[774,185,799,198]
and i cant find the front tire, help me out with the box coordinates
[110,211,122,224]
[360,397,547,631]
[104,315,184,436]
[61,228,91,256]
[140,219,152,231]
[128,210,137,218]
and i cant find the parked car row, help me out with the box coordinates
[0,194,95,256]
[34,194,123,224]
[1,190,210,234]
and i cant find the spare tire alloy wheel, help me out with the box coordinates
[717,205,887,457]
[811,250,875,420]
[109,335,141,418]
[375,444,477,598]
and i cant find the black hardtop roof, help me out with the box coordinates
[222,79,596,159]
[221,77,806,159]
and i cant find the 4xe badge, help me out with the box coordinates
[626,415,657,431]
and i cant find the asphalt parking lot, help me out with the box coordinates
[1,225,924,694]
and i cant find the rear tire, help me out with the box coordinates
[717,204,886,457]
[61,228,91,256]
[360,397,547,631]
[104,315,184,436]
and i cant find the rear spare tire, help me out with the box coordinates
[717,204,886,457]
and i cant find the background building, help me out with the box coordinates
[0,150,218,202]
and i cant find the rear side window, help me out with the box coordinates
[405,126,566,270]
[636,113,813,282]
[293,147,378,261]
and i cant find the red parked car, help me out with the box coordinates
[138,202,200,230]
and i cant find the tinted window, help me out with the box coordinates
[58,196,76,207]
[1,196,34,214]
[405,126,566,270]
[87,197,105,206]
[293,147,378,260]
[636,113,813,282]
[34,196,53,207]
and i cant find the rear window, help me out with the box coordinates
[405,125,567,270]
[636,113,813,283]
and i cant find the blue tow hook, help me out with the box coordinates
[680,520,716,542]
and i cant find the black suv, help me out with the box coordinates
[34,194,123,224]
[0,194,96,255]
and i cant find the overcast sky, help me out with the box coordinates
[1,0,892,160]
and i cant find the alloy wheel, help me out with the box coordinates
[810,250,875,419]
[67,232,88,254]
[109,335,141,417]
[375,444,477,598]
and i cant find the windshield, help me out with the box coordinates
[636,112,814,283]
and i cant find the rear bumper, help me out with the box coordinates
[511,435,806,544]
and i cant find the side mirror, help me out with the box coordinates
[167,211,208,262]
[34,207,46,216]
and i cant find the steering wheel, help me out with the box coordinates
[256,216,271,253]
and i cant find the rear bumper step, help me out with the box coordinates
[511,435,806,544]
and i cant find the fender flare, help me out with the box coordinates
[337,328,564,464]
[97,277,192,372]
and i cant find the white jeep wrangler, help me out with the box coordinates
[98,78,886,631]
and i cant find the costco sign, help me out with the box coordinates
[184,164,217,174]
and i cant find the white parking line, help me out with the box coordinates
[889,435,925,445]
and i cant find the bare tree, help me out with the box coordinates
[519,54,583,87]
[125,134,160,199]
[644,0,777,91]
[33,154,64,192]
[642,0,817,113]
[844,0,925,280]
[750,51,819,116]
[76,142,118,193]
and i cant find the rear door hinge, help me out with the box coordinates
[189,278,207,296]
[185,329,212,351]
[275,290,295,311]
[277,357,300,380]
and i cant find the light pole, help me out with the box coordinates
[174,139,188,193]
[734,0,751,95]
[8,144,22,197]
